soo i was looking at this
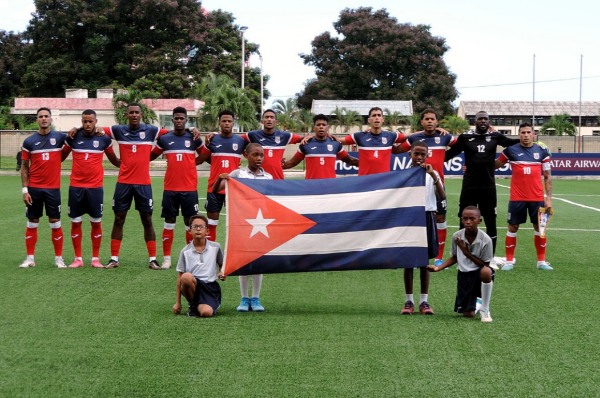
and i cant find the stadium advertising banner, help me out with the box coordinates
[336,153,600,176]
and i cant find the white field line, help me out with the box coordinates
[496,183,600,213]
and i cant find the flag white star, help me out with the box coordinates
[245,208,275,238]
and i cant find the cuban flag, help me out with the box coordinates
[223,168,429,276]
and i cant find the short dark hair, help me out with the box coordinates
[245,143,263,153]
[313,114,328,124]
[172,106,187,116]
[411,141,429,150]
[189,214,208,226]
[127,102,142,111]
[463,205,481,217]
[368,107,383,117]
[219,109,235,119]
[262,109,277,118]
[36,107,51,116]
[420,108,438,120]
[519,122,533,130]
[82,109,97,117]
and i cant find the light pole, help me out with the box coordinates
[239,26,248,89]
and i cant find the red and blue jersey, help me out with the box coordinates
[64,130,114,188]
[21,131,66,189]
[202,134,247,193]
[153,131,202,192]
[342,131,405,175]
[498,143,551,201]
[401,132,457,182]
[294,137,349,179]
[104,124,159,185]
[242,130,303,179]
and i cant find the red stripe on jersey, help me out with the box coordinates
[117,142,154,184]
[261,147,287,180]
[27,149,63,189]
[508,162,545,201]
[357,148,393,175]
[162,150,198,191]
[208,153,243,193]
[70,150,106,188]
[304,154,338,179]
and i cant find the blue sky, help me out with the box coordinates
[3,0,599,107]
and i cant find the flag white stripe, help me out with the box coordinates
[267,186,426,214]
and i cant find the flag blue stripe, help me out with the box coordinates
[229,247,430,275]
[303,207,426,234]
[237,168,425,196]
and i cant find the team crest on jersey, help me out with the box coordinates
[140,132,146,139]
[534,153,539,160]
[233,143,239,151]
[382,137,388,144]
[435,137,441,144]
[275,136,281,144]
[486,136,491,142]
[93,140,99,148]
[185,140,190,148]
[50,138,56,145]
[327,144,333,151]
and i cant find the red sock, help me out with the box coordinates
[534,234,547,261]
[111,239,122,257]
[436,228,447,260]
[146,240,156,257]
[505,234,517,261]
[71,222,83,258]
[51,226,64,256]
[25,227,38,256]
[185,229,193,244]
[162,228,174,256]
[90,222,102,258]
[208,224,217,241]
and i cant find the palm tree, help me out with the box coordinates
[440,115,470,135]
[384,108,411,132]
[541,114,577,136]
[112,88,158,125]
[330,107,363,134]
[297,109,315,133]
[272,98,301,131]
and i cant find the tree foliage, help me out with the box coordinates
[112,88,158,125]
[384,109,411,132]
[440,115,470,134]
[0,31,26,106]
[540,114,577,136]
[329,107,363,134]
[297,7,457,115]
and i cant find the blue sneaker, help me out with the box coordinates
[501,261,515,271]
[537,261,553,271]
[237,297,250,312]
[250,297,265,312]
[434,259,444,267]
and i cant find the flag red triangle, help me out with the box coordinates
[224,178,316,275]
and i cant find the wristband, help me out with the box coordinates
[22,187,28,194]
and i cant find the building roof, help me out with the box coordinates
[459,101,600,117]
[12,98,204,114]
[311,100,413,116]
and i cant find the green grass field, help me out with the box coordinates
[1,175,599,397]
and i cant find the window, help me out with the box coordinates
[592,130,600,136]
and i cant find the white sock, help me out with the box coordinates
[405,294,414,303]
[252,274,263,298]
[481,282,493,312]
[419,294,428,305]
[239,275,249,298]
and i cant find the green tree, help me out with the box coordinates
[298,7,457,114]
[112,88,159,125]
[272,98,300,131]
[330,107,363,134]
[540,114,577,136]
[0,31,26,106]
[384,109,411,132]
[440,115,470,135]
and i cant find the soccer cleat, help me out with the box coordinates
[55,257,67,269]
[187,305,200,317]
[537,261,553,271]
[90,259,104,268]
[105,259,120,269]
[148,259,161,270]
[400,301,414,315]
[161,257,171,270]
[18,257,36,268]
[419,301,434,315]
[480,310,493,323]
[68,259,84,268]
[250,297,265,312]
[501,261,515,271]
[434,259,444,267]
[237,297,251,312]
[475,297,483,314]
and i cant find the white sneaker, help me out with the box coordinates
[489,258,499,270]
[480,309,493,323]
[161,256,171,269]
[19,257,36,268]
[537,261,553,271]
[55,257,67,268]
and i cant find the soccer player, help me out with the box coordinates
[150,107,203,269]
[339,107,407,175]
[282,114,357,179]
[103,103,161,269]
[242,109,304,180]
[62,109,120,268]
[19,107,67,268]
[213,143,272,313]
[494,122,553,271]
[196,110,247,242]
[172,214,225,318]
[444,111,519,254]
[397,108,457,265]
[400,142,445,315]
[428,206,495,323]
